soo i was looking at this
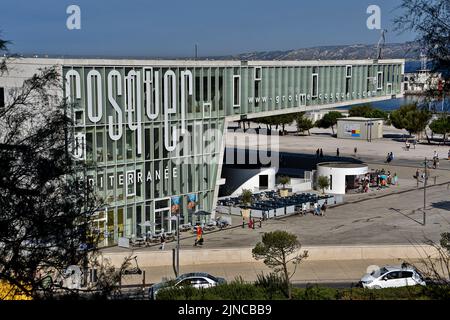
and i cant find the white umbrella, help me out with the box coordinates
[139,221,155,227]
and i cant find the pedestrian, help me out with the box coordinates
[316,148,320,158]
[248,219,252,229]
[159,233,166,250]
[321,201,328,216]
[252,218,255,229]
[336,148,340,157]
[413,140,417,149]
[354,147,357,157]
[194,224,203,246]
[259,218,262,228]
[242,217,245,228]
[448,149,450,160]
[320,149,324,158]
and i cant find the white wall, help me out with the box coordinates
[316,164,368,194]
[230,167,277,196]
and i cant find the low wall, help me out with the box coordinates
[101,244,440,268]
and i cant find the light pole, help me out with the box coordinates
[176,210,180,277]
[423,157,427,226]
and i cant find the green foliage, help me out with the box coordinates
[279,176,290,188]
[337,285,427,300]
[317,175,330,193]
[316,111,343,134]
[255,273,288,299]
[241,189,253,207]
[156,280,270,300]
[295,112,315,135]
[348,105,389,120]
[293,285,339,300]
[429,117,450,143]
[349,104,389,122]
[389,104,431,135]
[252,230,308,299]
[255,113,297,131]
[155,283,437,300]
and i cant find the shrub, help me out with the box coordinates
[255,273,288,299]
[292,285,339,300]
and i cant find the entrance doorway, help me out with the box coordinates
[154,198,172,233]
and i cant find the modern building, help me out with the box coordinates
[316,162,369,194]
[0,58,404,246]
[337,117,384,141]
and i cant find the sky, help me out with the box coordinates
[0,0,416,57]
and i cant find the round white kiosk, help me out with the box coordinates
[316,162,368,194]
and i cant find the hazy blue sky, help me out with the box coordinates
[0,0,416,57]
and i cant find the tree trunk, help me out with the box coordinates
[425,132,431,144]
[283,262,291,299]
[331,125,335,135]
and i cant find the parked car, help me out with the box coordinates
[360,265,426,289]
[148,272,226,299]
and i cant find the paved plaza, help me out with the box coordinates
[227,124,450,165]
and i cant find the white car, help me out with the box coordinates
[148,272,226,299]
[360,266,426,289]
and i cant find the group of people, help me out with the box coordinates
[315,148,324,158]
[313,201,327,216]
[356,170,398,193]
[242,217,263,229]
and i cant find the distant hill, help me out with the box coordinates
[217,42,421,61]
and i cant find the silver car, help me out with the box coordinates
[148,272,226,299]
[360,266,426,289]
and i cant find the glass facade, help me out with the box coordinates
[63,60,404,246]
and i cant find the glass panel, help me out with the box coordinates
[117,207,124,238]
[96,131,104,162]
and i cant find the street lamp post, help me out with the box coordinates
[176,211,180,277]
[423,157,427,226]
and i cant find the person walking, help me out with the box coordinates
[194,224,203,246]
[316,148,320,158]
[321,201,328,216]
[159,233,166,250]
[336,148,340,157]
[319,149,324,158]
[354,147,357,158]
[259,218,262,228]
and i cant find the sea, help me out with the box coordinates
[337,60,449,112]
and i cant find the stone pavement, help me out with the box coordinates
[226,125,450,165]
[104,182,450,254]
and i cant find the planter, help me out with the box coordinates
[241,208,251,220]
[279,189,289,197]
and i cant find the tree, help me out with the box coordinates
[252,231,308,299]
[254,113,297,134]
[317,176,330,194]
[349,104,389,121]
[429,116,450,144]
[394,0,450,82]
[316,111,343,135]
[241,189,253,207]
[295,112,315,135]
[279,176,290,189]
[0,38,123,299]
[390,103,432,140]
